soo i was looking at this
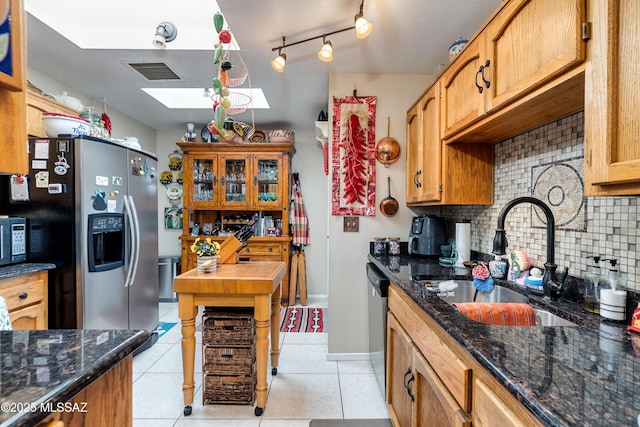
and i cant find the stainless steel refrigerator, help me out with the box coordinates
[0,135,159,332]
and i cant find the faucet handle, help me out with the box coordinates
[557,266,569,284]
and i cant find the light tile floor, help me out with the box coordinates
[132,296,389,426]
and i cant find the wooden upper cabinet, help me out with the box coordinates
[419,83,443,203]
[584,0,640,195]
[405,102,423,204]
[26,91,80,138]
[486,0,587,112]
[406,82,442,205]
[440,0,587,144]
[441,36,488,139]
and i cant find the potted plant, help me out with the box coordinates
[191,237,221,272]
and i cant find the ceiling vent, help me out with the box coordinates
[126,62,182,81]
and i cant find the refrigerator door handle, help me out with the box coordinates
[127,195,141,287]
[123,196,135,288]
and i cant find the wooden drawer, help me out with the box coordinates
[1,272,46,311]
[239,242,283,257]
[389,285,472,412]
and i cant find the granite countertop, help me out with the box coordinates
[0,329,149,427]
[369,254,640,427]
[0,264,56,281]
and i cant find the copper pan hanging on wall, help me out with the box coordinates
[375,117,401,166]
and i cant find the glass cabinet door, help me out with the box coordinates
[220,155,248,206]
[187,155,216,207]
[254,156,283,208]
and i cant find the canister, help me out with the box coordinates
[388,237,401,256]
[373,238,386,256]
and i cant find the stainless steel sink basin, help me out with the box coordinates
[533,309,577,327]
[431,280,528,304]
[422,280,578,327]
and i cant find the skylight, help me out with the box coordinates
[141,88,270,110]
[25,0,239,50]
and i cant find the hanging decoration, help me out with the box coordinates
[331,94,377,216]
[207,12,253,142]
[160,149,184,229]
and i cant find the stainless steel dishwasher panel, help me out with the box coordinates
[366,262,390,399]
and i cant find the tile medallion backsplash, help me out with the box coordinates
[443,111,640,292]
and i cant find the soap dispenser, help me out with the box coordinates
[584,255,602,314]
[599,259,627,321]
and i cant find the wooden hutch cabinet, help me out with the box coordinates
[177,141,295,304]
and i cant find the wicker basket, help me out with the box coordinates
[202,308,255,347]
[203,345,255,375]
[225,66,249,88]
[203,374,256,404]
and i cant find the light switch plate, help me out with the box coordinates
[344,216,359,232]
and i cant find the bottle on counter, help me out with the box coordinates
[599,259,627,321]
[584,255,602,314]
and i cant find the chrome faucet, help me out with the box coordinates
[492,197,568,300]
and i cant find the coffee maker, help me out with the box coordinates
[408,215,447,256]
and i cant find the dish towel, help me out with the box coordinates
[290,173,310,246]
[452,302,537,326]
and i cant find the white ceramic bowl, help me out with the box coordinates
[42,113,91,137]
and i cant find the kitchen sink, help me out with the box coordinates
[421,280,577,327]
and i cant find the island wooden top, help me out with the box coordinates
[173,262,286,295]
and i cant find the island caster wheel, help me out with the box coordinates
[255,406,263,416]
[272,367,278,375]
[184,406,192,416]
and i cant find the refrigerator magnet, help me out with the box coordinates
[34,140,50,159]
[53,155,70,175]
[35,171,49,188]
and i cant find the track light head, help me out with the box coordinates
[271,52,287,73]
[317,39,333,62]
[152,21,178,48]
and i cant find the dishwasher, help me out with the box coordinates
[366,262,390,399]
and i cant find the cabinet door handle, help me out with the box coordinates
[475,66,484,93]
[414,170,422,188]
[213,176,217,185]
[19,292,28,300]
[481,59,491,90]
[254,176,258,185]
[403,368,415,402]
[221,176,225,185]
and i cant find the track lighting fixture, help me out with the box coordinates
[270,41,287,73]
[354,1,373,40]
[317,37,333,62]
[152,21,178,49]
[269,0,372,72]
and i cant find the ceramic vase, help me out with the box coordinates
[197,255,218,273]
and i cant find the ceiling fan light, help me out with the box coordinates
[271,53,287,73]
[354,15,373,39]
[317,40,333,62]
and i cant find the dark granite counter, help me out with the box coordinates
[0,264,56,281]
[0,329,149,427]
[369,254,640,427]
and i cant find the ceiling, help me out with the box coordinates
[25,0,502,133]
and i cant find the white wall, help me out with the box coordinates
[327,73,431,357]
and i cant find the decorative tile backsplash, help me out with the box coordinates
[443,111,640,292]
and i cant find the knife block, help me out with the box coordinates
[218,235,242,264]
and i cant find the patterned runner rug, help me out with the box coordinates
[280,307,325,332]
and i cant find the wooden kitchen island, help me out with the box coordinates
[173,262,286,417]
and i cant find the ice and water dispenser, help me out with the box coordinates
[87,213,125,272]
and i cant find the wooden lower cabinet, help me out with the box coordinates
[473,378,529,427]
[387,284,542,427]
[413,351,471,427]
[387,313,414,427]
[1,270,48,330]
[35,355,133,427]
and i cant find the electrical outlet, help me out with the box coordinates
[343,216,359,232]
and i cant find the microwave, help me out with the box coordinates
[0,217,27,266]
